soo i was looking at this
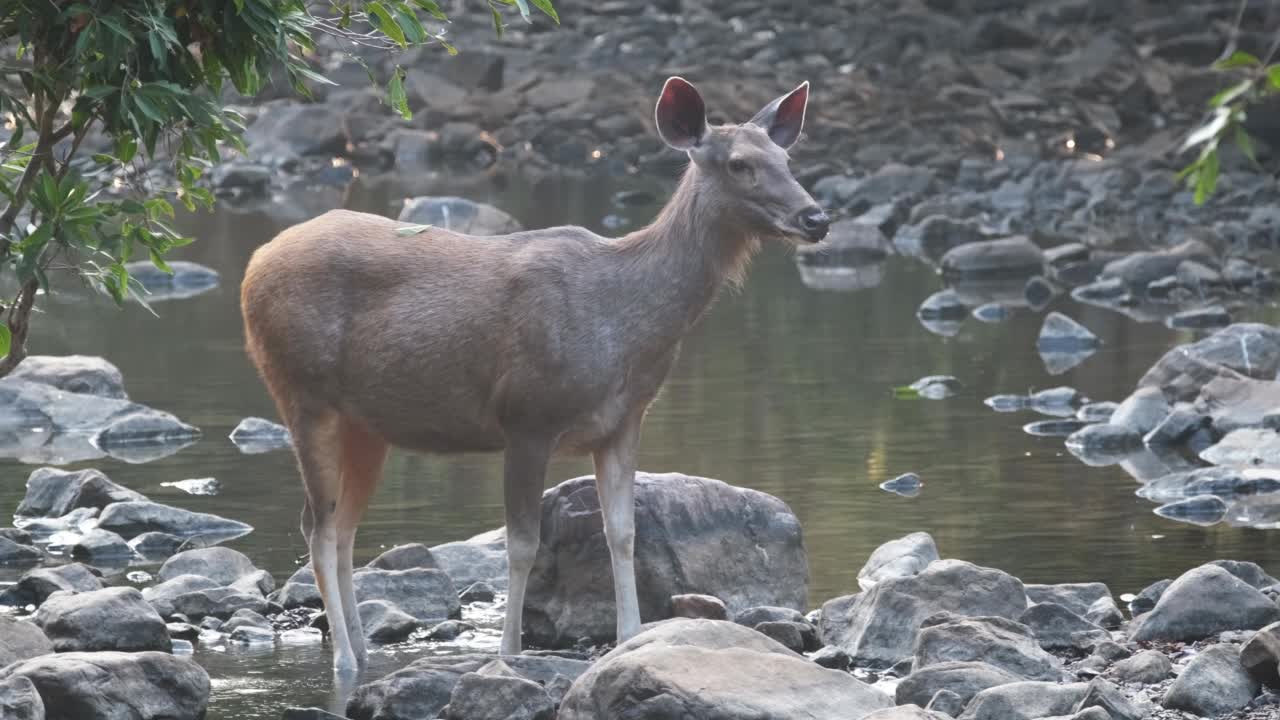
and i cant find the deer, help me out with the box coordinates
[240,76,829,675]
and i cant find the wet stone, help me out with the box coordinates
[1165,305,1232,330]
[1154,495,1228,526]
[670,593,728,620]
[881,473,923,497]
[459,581,497,604]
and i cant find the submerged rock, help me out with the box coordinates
[124,260,220,301]
[558,619,893,720]
[910,376,962,400]
[1165,305,1231,330]
[1023,419,1087,437]
[228,417,292,454]
[160,478,221,496]
[0,651,210,720]
[881,472,923,497]
[1154,495,1228,526]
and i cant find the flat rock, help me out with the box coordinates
[16,467,147,518]
[1202,427,1280,467]
[228,417,291,453]
[1130,564,1280,642]
[524,473,807,647]
[895,660,1023,708]
[558,619,894,720]
[0,617,54,667]
[35,586,170,652]
[858,532,940,591]
[96,501,252,540]
[1163,643,1260,716]
[0,650,209,720]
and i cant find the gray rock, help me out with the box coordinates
[909,377,962,400]
[354,568,459,623]
[398,196,522,236]
[1110,387,1171,436]
[1101,240,1215,291]
[359,599,419,644]
[124,260,220,301]
[881,473,924,497]
[16,467,147,518]
[1019,603,1107,651]
[822,560,1027,667]
[1084,597,1125,630]
[524,473,807,648]
[228,417,291,453]
[811,645,851,670]
[96,501,252,540]
[734,606,808,627]
[941,236,1045,279]
[142,574,221,618]
[431,529,508,590]
[160,478,220,496]
[838,164,935,211]
[1065,423,1141,453]
[282,708,346,720]
[1130,564,1280,642]
[0,617,54,667]
[558,619,893,720]
[1212,560,1280,589]
[459,581,497,604]
[0,537,44,566]
[221,608,272,634]
[1109,649,1173,684]
[0,650,209,720]
[1024,583,1112,619]
[9,355,127,399]
[1163,644,1260,716]
[1143,404,1211,446]
[957,681,1089,720]
[1076,677,1143,720]
[229,625,275,645]
[1154,495,1228,526]
[753,620,809,653]
[0,675,44,720]
[35,587,170,652]
[1037,312,1099,353]
[1166,305,1232,330]
[858,532,940,591]
[128,531,187,557]
[367,543,439,571]
[671,593,728,620]
[1139,323,1280,402]
[68,529,134,562]
[1240,621,1280,686]
[914,613,1067,681]
[442,671,554,720]
[0,527,32,545]
[1077,402,1119,423]
[92,411,202,451]
[1202,428,1280,467]
[864,706,951,720]
[1127,579,1171,617]
[158,547,271,594]
[168,586,270,621]
[971,303,1011,323]
[422,619,475,641]
[927,688,965,717]
[895,661,1022,709]
[1197,375,1280,435]
[0,564,103,608]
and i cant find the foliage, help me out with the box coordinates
[0,0,555,374]
[1178,48,1279,204]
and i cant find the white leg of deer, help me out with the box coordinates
[594,416,642,643]
[501,436,552,656]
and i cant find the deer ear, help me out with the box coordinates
[655,77,708,151]
[750,82,809,149]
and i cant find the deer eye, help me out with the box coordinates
[728,158,750,175]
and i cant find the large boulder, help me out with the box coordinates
[0,676,44,720]
[524,473,808,647]
[1139,323,1280,402]
[95,501,252,540]
[441,663,555,720]
[0,617,54,667]
[158,547,272,595]
[957,681,1089,720]
[1195,375,1280,435]
[1017,603,1107,651]
[353,568,459,623]
[0,536,44,566]
[1023,582,1122,628]
[1162,644,1260,716]
[895,661,1022,709]
[1240,621,1280,687]
[0,564,103,608]
[0,651,209,720]
[8,355,127,399]
[398,196,522,236]
[141,574,221,618]
[558,619,894,720]
[15,467,147,518]
[34,587,170,653]
[821,560,1027,667]
[913,613,1067,681]
[1130,564,1280,642]
[858,532,940,590]
[431,529,508,590]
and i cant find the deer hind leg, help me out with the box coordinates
[500,435,553,655]
[334,416,388,666]
[290,409,362,676]
[593,415,643,644]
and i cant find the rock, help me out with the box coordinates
[68,529,134,562]
[822,560,1027,667]
[1202,428,1280,467]
[1018,603,1107,651]
[0,650,209,720]
[398,196,522,236]
[799,218,890,260]
[1092,640,1131,662]
[422,619,475,641]
[441,670,554,720]
[1163,644,1260,716]
[909,376,962,400]
[1139,323,1280,402]
[972,303,1011,323]
[127,531,187,557]
[142,574,221,617]
[229,625,275,645]
[957,681,1088,720]
[734,606,807,626]
[1076,677,1143,720]
[811,645,851,670]
[167,586,270,621]
[863,706,951,720]
[1101,240,1215,291]
[917,289,967,337]
[881,473,924,497]
[459,581,497,604]
[92,411,201,451]
[358,600,419,644]
[15,467,147,518]
[367,543,439,571]
[1084,597,1125,630]
[753,621,808,653]
[1143,403,1210,446]
[160,478,220,496]
[1024,583,1112,619]
[671,593,728,620]
[0,564,103,608]
[1198,375,1280,435]
[895,661,1023,708]
[858,532,940,590]
[159,547,271,594]
[1077,402,1119,423]
[35,587,170,652]
[431,529,508,590]
[524,473,807,647]
[281,709,346,720]
[96,501,252,540]
[1166,305,1232,330]
[1154,495,1228,526]
[914,613,1067,681]
[1127,579,1171,617]
[0,675,44,720]
[1110,387,1171,436]
[221,608,272,634]
[0,527,32,544]
[927,688,965,717]
[1109,649,1173,684]
[1037,312,1100,352]
[348,653,589,720]
[123,261,219,301]
[8,355,127,399]
[941,237,1045,279]
[229,417,291,453]
[1130,564,1280,642]
[1065,423,1140,453]
[0,537,44,566]
[351,568,459,623]
[558,619,894,720]
[1240,621,1280,687]
[0,617,53,667]
[836,164,934,212]
[1212,560,1280,590]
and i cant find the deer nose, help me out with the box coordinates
[797,207,830,242]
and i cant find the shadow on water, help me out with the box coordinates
[2,169,1279,718]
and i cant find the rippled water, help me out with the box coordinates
[2,172,1279,718]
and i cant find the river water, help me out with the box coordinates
[2,171,1279,718]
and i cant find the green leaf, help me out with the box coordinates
[1235,125,1258,165]
[388,67,411,120]
[1269,65,1280,90]
[413,0,449,21]
[367,2,408,46]
[82,85,117,99]
[1214,50,1259,69]
[490,5,505,36]
[290,62,338,86]
[891,385,920,399]
[529,0,558,23]
[1208,79,1254,109]
[145,198,176,219]
[0,325,10,359]
[393,3,429,44]
[1193,149,1219,205]
[1182,107,1230,151]
[131,93,166,123]
[149,249,173,274]
[395,223,433,236]
[116,135,137,163]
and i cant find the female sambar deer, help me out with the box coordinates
[241,76,828,674]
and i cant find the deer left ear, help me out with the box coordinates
[750,82,809,149]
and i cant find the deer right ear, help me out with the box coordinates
[655,77,708,151]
